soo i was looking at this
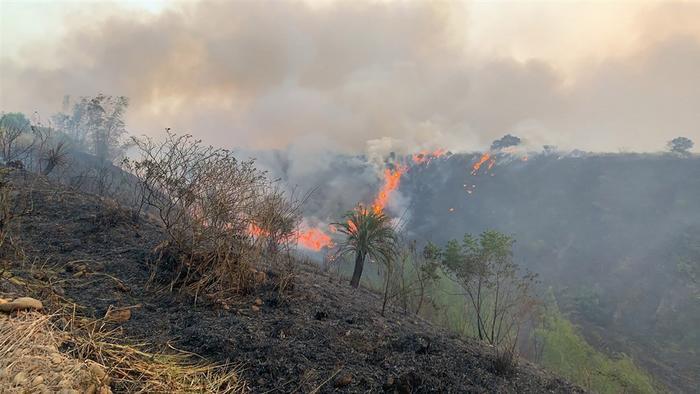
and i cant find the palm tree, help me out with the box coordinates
[334,207,398,288]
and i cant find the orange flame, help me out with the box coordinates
[249,223,333,251]
[471,152,491,175]
[296,227,334,251]
[372,166,405,214]
[248,223,268,237]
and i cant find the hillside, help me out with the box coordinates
[400,152,700,391]
[0,168,584,392]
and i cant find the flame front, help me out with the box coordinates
[471,152,492,175]
[372,166,405,214]
[296,227,334,251]
[249,223,333,251]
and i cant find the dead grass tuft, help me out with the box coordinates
[0,309,247,393]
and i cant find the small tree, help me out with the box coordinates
[53,94,129,162]
[667,137,694,156]
[491,134,521,151]
[334,207,398,289]
[441,231,538,348]
[0,112,32,163]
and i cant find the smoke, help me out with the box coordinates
[1,0,699,155]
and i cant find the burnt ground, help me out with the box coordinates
[1,170,585,393]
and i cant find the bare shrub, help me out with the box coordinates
[125,132,300,298]
[0,167,33,256]
[41,140,69,176]
[491,346,518,377]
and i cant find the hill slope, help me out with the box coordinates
[0,169,584,393]
[401,152,700,391]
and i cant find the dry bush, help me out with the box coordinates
[125,132,301,298]
[491,346,518,377]
[0,168,34,257]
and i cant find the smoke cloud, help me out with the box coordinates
[1,0,699,155]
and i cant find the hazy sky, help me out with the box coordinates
[1,0,699,153]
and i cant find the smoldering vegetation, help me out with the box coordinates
[252,147,700,391]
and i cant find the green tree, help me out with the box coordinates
[667,136,694,156]
[441,231,538,348]
[334,207,398,289]
[0,112,32,162]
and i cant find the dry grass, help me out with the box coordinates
[0,312,99,393]
[0,309,247,393]
[63,311,247,393]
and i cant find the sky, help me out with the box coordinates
[1,0,699,154]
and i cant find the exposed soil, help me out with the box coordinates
[1,170,585,393]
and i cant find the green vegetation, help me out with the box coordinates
[339,232,658,392]
[333,207,398,289]
[536,293,657,393]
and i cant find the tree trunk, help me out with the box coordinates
[382,265,392,316]
[350,250,365,288]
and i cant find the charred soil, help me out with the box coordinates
[1,170,584,393]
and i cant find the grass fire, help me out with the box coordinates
[1,1,699,393]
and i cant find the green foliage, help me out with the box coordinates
[536,295,657,394]
[667,136,694,156]
[0,113,30,131]
[438,230,538,347]
[333,207,398,288]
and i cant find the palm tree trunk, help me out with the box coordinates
[350,250,365,288]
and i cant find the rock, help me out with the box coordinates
[0,297,43,312]
[31,375,44,386]
[254,298,263,306]
[105,308,131,323]
[334,373,352,387]
[13,371,28,385]
[251,305,260,312]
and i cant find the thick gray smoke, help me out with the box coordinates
[1,1,700,154]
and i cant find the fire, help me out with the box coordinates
[249,222,333,251]
[471,152,491,175]
[411,148,447,165]
[296,227,334,251]
[372,166,405,214]
[248,223,267,237]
